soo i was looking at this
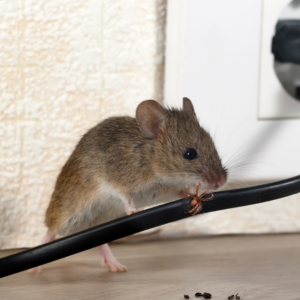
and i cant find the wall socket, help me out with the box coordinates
[259,0,300,119]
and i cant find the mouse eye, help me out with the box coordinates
[183,148,198,160]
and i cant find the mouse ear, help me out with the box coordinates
[136,100,166,139]
[183,97,196,116]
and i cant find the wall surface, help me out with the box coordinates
[2,0,300,250]
[163,0,300,237]
[165,0,300,181]
[0,0,166,249]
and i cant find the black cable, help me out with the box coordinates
[0,175,300,278]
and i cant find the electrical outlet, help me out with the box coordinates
[165,0,300,180]
[259,0,300,119]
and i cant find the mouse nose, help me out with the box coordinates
[214,176,225,189]
[204,170,226,189]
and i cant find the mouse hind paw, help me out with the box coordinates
[99,244,127,273]
[27,265,43,274]
[27,230,55,275]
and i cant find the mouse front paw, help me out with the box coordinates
[179,189,190,198]
[123,197,142,215]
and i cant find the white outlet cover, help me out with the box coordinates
[259,0,300,119]
[164,0,300,181]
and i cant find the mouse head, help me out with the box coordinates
[136,98,227,191]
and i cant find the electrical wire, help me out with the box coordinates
[0,175,300,278]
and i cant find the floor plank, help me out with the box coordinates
[0,234,299,300]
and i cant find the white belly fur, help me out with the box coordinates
[57,177,198,236]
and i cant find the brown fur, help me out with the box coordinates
[45,98,227,235]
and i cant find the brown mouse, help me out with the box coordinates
[28,97,227,274]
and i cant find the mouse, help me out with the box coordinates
[28,97,227,274]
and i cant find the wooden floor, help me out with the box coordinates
[0,234,300,300]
